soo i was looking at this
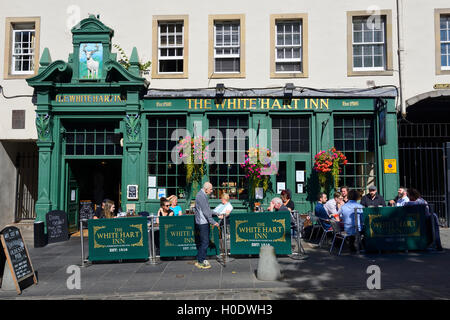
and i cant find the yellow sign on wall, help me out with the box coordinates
[384,159,397,173]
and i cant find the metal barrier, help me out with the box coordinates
[148,214,160,265]
[289,210,308,260]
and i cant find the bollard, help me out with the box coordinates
[256,245,281,281]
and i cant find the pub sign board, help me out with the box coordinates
[363,205,428,252]
[229,212,292,255]
[0,226,37,294]
[88,217,149,261]
[159,216,220,257]
[46,210,69,244]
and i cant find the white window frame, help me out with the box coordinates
[11,28,35,75]
[352,16,386,72]
[275,20,302,73]
[158,21,184,74]
[441,15,450,70]
[214,21,240,73]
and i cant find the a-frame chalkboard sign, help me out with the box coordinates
[0,226,37,294]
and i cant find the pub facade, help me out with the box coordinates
[27,16,399,231]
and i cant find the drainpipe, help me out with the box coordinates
[396,0,406,117]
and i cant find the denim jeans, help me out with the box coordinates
[195,223,210,263]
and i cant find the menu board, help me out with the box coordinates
[0,226,37,294]
[46,210,69,244]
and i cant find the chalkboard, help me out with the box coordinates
[46,210,69,243]
[79,201,95,220]
[0,226,37,294]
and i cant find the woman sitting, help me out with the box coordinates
[98,199,115,219]
[281,189,295,212]
[167,195,183,216]
[156,197,174,224]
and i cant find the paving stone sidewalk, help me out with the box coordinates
[0,228,449,300]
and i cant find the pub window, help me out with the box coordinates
[214,21,241,73]
[208,116,249,200]
[158,21,184,73]
[275,20,302,73]
[10,22,36,75]
[148,116,187,198]
[64,123,122,156]
[440,15,450,70]
[334,115,376,193]
[271,116,310,153]
[352,16,386,71]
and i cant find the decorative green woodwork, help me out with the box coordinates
[125,114,141,142]
[26,15,147,231]
[35,114,51,141]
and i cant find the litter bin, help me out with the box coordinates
[34,220,47,248]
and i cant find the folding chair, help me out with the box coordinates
[318,218,333,248]
[329,219,350,256]
[308,215,322,241]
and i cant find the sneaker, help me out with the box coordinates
[194,261,211,269]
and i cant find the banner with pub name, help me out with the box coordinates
[159,216,220,257]
[363,205,428,252]
[229,212,292,255]
[88,217,149,261]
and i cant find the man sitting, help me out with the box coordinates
[360,185,386,207]
[388,186,409,207]
[315,193,331,230]
[268,197,289,212]
[324,192,343,221]
[338,189,364,251]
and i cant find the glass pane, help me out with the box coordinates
[364,55,372,68]
[364,31,373,42]
[353,31,362,43]
[354,56,362,68]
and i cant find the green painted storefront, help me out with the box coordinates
[27,16,400,233]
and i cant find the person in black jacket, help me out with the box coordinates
[360,185,386,207]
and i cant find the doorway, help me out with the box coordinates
[65,159,122,230]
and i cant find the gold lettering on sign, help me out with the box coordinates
[342,101,359,107]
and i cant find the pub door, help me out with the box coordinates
[275,154,312,213]
[65,163,79,232]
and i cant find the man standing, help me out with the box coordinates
[388,186,409,207]
[194,182,219,269]
[360,185,386,207]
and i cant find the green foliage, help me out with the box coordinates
[113,44,151,71]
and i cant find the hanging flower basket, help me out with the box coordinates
[176,136,208,187]
[240,146,277,199]
[313,147,348,191]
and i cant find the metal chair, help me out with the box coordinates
[308,214,322,241]
[329,219,350,256]
[318,218,333,248]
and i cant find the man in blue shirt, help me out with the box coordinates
[338,189,364,252]
[315,193,331,230]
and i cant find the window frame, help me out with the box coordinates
[208,14,246,79]
[435,9,450,75]
[3,17,40,79]
[270,13,309,78]
[152,15,189,79]
[351,16,386,72]
[346,10,393,77]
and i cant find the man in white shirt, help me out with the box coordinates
[388,187,409,207]
[324,192,344,220]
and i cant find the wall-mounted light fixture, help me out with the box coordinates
[215,83,225,104]
[283,83,295,105]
